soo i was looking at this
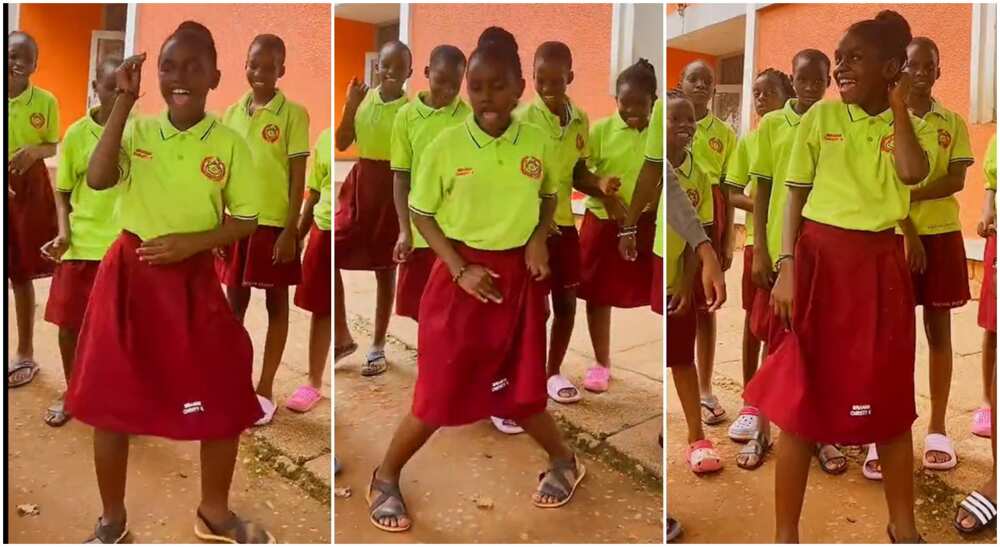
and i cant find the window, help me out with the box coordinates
[610,3,664,95]
[971,3,997,123]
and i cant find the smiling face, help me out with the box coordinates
[7,34,37,91]
[533,57,573,113]
[752,73,788,117]
[616,81,653,131]
[158,36,220,126]
[245,41,284,97]
[679,61,714,109]
[792,55,830,110]
[466,54,524,137]
[377,42,412,97]
[425,58,465,108]
[905,41,939,96]
[834,31,898,106]
[667,96,696,157]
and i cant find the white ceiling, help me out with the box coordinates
[334,3,399,24]
[667,16,746,56]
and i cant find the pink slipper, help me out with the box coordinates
[686,439,723,474]
[285,385,323,413]
[972,407,992,438]
[583,365,610,393]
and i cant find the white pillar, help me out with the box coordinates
[739,4,758,137]
[124,3,139,57]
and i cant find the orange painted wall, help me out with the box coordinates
[755,3,996,237]
[133,4,331,148]
[406,3,617,121]
[333,17,376,160]
[666,47,717,90]
[20,3,104,137]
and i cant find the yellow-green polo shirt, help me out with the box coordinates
[409,117,557,251]
[986,136,997,192]
[750,99,804,268]
[723,132,760,245]
[514,96,590,227]
[353,87,408,161]
[8,84,60,161]
[116,113,259,241]
[674,150,714,226]
[692,112,737,186]
[309,129,332,231]
[391,92,471,248]
[904,101,974,235]
[648,99,666,259]
[56,109,122,261]
[584,113,648,219]
[786,100,938,233]
[222,90,310,228]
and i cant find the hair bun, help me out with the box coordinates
[875,10,912,46]
[478,26,518,55]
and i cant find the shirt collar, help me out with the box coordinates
[84,107,105,137]
[846,102,896,125]
[8,84,34,105]
[922,98,948,120]
[414,91,464,119]
[697,113,716,131]
[782,98,803,127]
[530,95,582,128]
[465,115,523,148]
[676,149,694,179]
[159,111,218,141]
[241,89,287,115]
[370,86,409,107]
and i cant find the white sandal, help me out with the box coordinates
[923,433,958,470]
[546,374,582,404]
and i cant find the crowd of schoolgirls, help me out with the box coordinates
[333,26,666,533]
[666,9,997,543]
[7,22,331,543]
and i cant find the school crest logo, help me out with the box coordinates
[261,123,281,143]
[686,188,700,207]
[521,156,543,180]
[937,129,952,149]
[29,113,45,129]
[880,134,895,153]
[200,156,227,183]
[576,133,585,151]
[708,137,723,154]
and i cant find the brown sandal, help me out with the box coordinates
[194,511,276,544]
[366,468,411,533]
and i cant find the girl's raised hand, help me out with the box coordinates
[346,77,369,110]
[889,71,912,110]
[116,53,147,96]
[457,264,503,303]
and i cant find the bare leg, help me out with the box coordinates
[695,311,717,398]
[372,413,439,529]
[983,331,997,408]
[93,429,129,526]
[584,302,612,370]
[308,313,332,389]
[924,309,953,464]
[225,285,252,323]
[11,280,36,360]
[547,288,577,376]
[56,327,78,384]
[672,365,705,444]
[256,288,290,400]
[334,268,353,348]
[774,430,813,543]
[372,269,396,348]
[878,430,919,542]
[741,312,762,386]
[518,411,576,505]
[197,437,240,525]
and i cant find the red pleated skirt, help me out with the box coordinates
[65,232,262,440]
[578,210,655,308]
[295,225,332,315]
[44,260,101,331]
[979,233,997,332]
[749,287,787,352]
[897,231,970,308]
[651,255,664,315]
[334,158,399,270]
[216,224,302,288]
[412,243,550,426]
[741,245,755,311]
[711,185,726,251]
[742,220,916,445]
[667,295,696,367]
[395,247,436,321]
[547,225,581,291]
[7,160,57,282]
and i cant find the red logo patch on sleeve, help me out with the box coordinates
[201,156,227,182]
[708,137,723,153]
[261,124,281,143]
[520,156,543,180]
[880,134,895,153]
[937,129,952,149]
[823,133,844,142]
[29,113,45,129]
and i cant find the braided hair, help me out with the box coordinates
[163,21,217,69]
[756,68,795,100]
[471,26,522,80]
[616,58,658,101]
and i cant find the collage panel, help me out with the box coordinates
[6,3,332,544]
[332,2,665,543]
[665,2,997,544]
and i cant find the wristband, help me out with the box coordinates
[775,254,794,268]
[617,225,638,238]
[452,264,469,283]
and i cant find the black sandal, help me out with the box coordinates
[954,490,997,534]
[533,455,587,508]
[666,515,682,542]
[194,510,276,544]
[816,443,847,475]
[887,524,926,544]
[366,468,411,532]
[83,516,128,544]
